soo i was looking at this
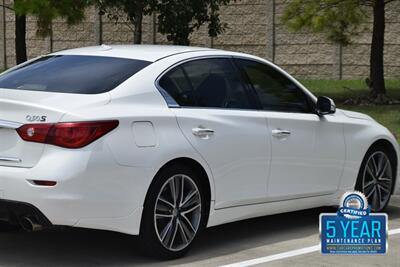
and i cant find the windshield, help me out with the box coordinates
[0,55,151,94]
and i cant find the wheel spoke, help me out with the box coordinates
[378,184,390,194]
[168,220,179,249]
[363,180,375,191]
[160,218,173,242]
[366,164,375,179]
[176,179,182,206]
[371,155,379,176]
[156,202,172,214]
[158,196,174,208]
[180,216,195,240]
[379,177,392,182]
[156,213,173,219]
[365,185,376,199]
[177,220,189,245]
[377,153,384,173]
[181,190,198,208]
[379,180,392,191]
[182,203,201,215]
[372,186,380,211]
[169,179,177,206]
[181,213,196,233]
[377,185,384,210]
[174,176,182,207]
[179,176,185,207]
[378,159,389,178]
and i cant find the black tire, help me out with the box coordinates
[355,145,395,212]
[0,221,21,232]
[140,163,207,259]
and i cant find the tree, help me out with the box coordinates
[96,0,232,45]
[281,0,398,102]
[3,0,90,64]
[15,7,27,64]
[96,0,155,44]
[155,0,232,45]
[0,1,26,64]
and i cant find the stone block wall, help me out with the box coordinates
[0,0,399,80]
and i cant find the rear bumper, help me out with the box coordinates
[0,142,156,235]
[0,199,52,227]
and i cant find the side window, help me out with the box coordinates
[237,59,312,113]
[159,58,255,109]
[158,66,196,106]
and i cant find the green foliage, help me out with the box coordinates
[96,0,154,26]
[156,0,232,45]
[14,0,90,37]
[281,0,368,45]
[95,0,232,45]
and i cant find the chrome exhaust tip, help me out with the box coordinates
[20,216,43,232]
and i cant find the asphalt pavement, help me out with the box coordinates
[0,196,399,267]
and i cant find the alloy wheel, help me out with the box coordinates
[154,174,202,252]
[362,151,393,211]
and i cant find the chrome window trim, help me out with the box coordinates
[0,119,23,129]
[154,55,317,113]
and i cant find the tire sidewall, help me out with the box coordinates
[356,145,394,212]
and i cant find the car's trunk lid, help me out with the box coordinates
[0,89,110,168]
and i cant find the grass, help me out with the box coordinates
[300,79,400,140]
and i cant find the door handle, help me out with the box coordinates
[272,129,291,137]
[192,127,215,138]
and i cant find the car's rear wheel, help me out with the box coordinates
[356,146,394,212]
[140,164,206,259]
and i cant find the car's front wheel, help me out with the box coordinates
[356,145,395,212]
[140,164,206,259]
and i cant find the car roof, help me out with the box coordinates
[51,45,215,62]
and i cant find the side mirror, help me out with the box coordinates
[316,96,336,115]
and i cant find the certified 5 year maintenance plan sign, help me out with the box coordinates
[320,191,388,254]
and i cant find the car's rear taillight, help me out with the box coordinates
[17,120,119,149]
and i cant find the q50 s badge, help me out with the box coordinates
[320,191,388,254]
[26,115,47,122]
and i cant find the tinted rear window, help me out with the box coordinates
[0,55,151,94]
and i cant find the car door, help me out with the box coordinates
[157,57,271,209]
[236,58,346,200]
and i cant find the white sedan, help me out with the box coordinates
[0,45,398,259]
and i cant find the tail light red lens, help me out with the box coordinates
[17,120,119,149]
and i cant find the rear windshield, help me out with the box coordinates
[0,55,151,94]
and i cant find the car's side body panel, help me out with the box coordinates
[265,111,346,200]
[172,108,271,209]
[337,109,400,194]
[207,192,342,227]
[0,46,398,237]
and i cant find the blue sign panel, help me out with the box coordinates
[320,191,388,254]
[320,213,387,254]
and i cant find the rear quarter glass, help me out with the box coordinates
[0,55,151,94]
